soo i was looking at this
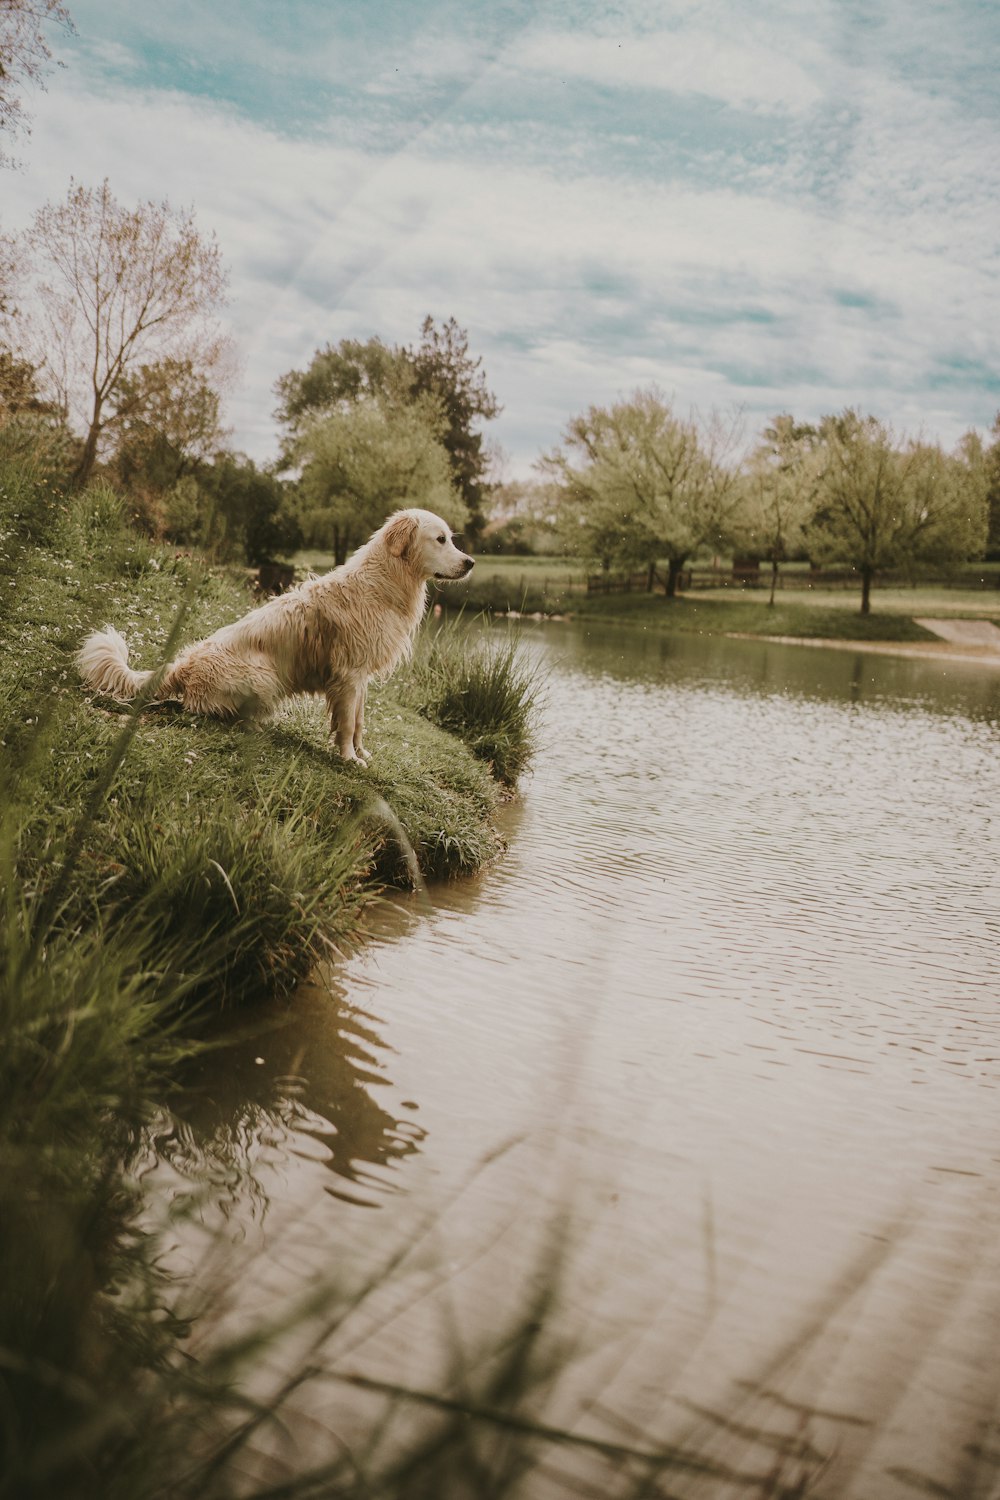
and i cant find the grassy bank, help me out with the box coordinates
[0,470,537,1496]
[556,590,940,641]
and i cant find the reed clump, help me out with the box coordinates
[400,617,541,787]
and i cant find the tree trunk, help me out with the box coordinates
[71,421,101,490]
[769,558,779,607]
[334,528,348,567]
[860,564,873,614]
[646,560,656,593]
[665,557,685,598]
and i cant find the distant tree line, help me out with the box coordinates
[1,157,997,604]
[503,391,994,615]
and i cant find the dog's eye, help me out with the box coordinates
[437,534,447,544]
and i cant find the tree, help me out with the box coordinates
[274,335,411,450]
[160,454,300,566]
[274,317,500,540]
[110,357,225,493]
[736,415,821,605]
[808,410,988,613]
[0,347,52,417]
[0,0,73,164]
[983,412,1000,555]
[20,179,228,488]
[293,396,464,565]
[542,388,743,596]
[405,316,501,539]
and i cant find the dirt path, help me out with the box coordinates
[914,617,1000,648]
[726,625,1000,669]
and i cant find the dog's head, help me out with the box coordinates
[381,509,475,581]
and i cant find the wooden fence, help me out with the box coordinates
[587,567,1000,595]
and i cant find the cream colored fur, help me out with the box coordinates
[77,508,474,762]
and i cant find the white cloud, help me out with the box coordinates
[3,38,998,478]
[509,27,825,114]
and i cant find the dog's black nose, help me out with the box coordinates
[463,556,475,574]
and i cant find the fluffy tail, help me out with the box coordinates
[77,626,156,703]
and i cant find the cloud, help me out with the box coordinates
[509,26,825,114]
[3,8,998,479]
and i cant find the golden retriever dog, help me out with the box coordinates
[77,508,474,762]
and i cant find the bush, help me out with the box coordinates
[0,411,79,490]
[401,618,539,785]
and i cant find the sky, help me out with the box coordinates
[3,0,999,478]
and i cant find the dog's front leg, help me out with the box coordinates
[325,675,365,762]
[352,681,371,763]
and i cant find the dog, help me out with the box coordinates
[77,508,474,762]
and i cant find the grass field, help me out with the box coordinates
[556,590,939,640]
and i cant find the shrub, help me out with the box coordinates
[401,619,539,786]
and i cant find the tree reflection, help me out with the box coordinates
[151,976,424,1214]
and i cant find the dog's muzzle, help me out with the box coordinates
[436,556,475,579]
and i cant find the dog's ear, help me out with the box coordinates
[383,512,419,560]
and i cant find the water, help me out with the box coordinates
[161,622,1000,1497]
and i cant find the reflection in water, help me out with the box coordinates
[154,619,1000,1498]
[158,984,425,1211]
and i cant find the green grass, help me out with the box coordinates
[564,590,941,641]
[399,616,541,786]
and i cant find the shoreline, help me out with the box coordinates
[723,631,1000,669]
[451,595,1000,669]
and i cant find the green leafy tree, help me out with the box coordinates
[163,453,300,565]
[293,396,464,565]
[983,412,1000,555]
[20,179,228,488]
[204,454,300,564]
[808,410,988,613]
[542,388,743,596]
[0,345,77,489]
[274,335,411,447]
[405,316,501,539]
[0,347,53,417]
[275,316,499,540]
[736,414,821,605]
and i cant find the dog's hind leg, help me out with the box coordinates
[173,648,284,722]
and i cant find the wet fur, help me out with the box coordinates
[77,508,474,762]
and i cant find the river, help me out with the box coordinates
[157,620,1000,1498]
